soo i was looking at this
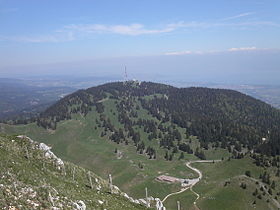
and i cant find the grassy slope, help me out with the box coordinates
[193,158,279,210]
[0,134,144,210]
[0,105,197,200]
[0,121,195,200]
[1,94,279,209]
[3,124,278,210]
[162,157,279,210]
[164,190,197,210]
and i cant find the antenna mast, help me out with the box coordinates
[124,66,128,81]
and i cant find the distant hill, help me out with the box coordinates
[0,134,144,209]
[37,81,280,156]
[203,83,280,109]
[0,78,75,120]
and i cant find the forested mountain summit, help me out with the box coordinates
[36,81,280,156]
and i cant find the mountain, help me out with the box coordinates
[0,134,144,209]
[37,81,280,156]
[1,81,280,209]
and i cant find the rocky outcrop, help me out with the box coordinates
[73,200,86,210]
[1,135,144,209]
[17,135,64,170]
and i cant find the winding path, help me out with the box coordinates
[162,159,280,210]
[162,184,190,203]
[162,160,221,207]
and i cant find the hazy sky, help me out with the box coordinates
[0,0,280,84]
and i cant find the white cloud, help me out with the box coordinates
[222,12,255,21]
[64,23,176,35]
[64,21,222,36]
[164,50,219,56]
[165,51,193,55]
[228,47,257,52]
[164,47,275,56]
[64,20,280,37]
[1,18,279,43]
[65,19,279,36]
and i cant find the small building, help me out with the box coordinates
[156,175,179,183]
[182,179,189,184]
[181,179,191,187]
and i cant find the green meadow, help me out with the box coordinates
[1,95,279,209]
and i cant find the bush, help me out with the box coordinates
[240,183,247,189]
[245,170,251,177]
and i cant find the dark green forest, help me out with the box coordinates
[15,81,280,157]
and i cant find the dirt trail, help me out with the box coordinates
[186,160,221,209]
[162,160,221,207]
[162,159,280,210]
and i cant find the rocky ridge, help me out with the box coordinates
[0,134,146,210]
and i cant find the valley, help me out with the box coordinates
[0,78,76,121]
[1,81,280,209]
